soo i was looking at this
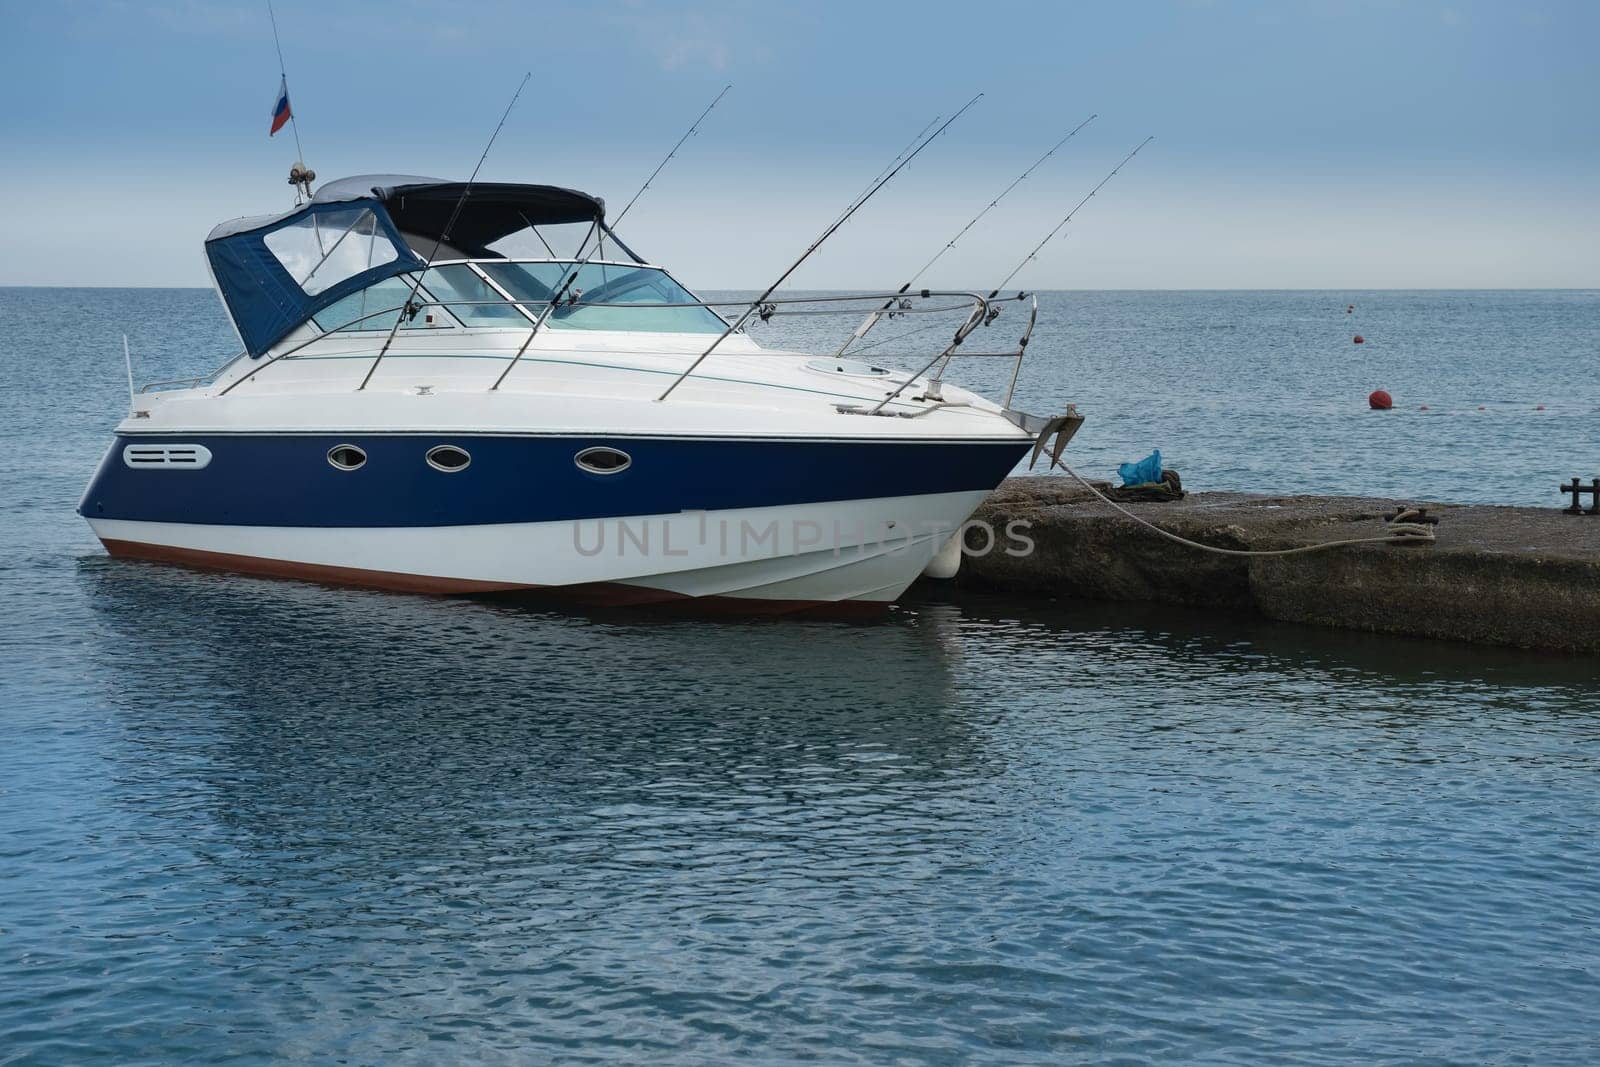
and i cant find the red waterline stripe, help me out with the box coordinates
[99,539,890,618]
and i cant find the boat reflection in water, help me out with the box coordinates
[80,555,980,847]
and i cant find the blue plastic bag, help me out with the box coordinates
[1118,449,1163,487]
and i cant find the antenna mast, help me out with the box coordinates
[122,335,137,415]
[265,0,314,202]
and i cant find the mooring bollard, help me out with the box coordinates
[1560,478,1600,515]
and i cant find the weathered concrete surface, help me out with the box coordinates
[959,477,1600,653]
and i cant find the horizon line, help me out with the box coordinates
[3,284,1598,294]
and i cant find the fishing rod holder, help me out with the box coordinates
[857,302,990,416]
[853,295,1039,415]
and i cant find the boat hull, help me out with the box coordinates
[82,432,1026,523]
[87,490,999,612]
[81,431,1033,610]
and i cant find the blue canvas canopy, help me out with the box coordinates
[206,176,609,358]
[206,198,425,358]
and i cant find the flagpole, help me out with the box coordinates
[265,0,305,165]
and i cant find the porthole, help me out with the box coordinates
[575,446,631,475]
[327,444,367,471]
[426,445,472,472]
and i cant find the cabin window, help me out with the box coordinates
[421,266,527,327]
[327,444,367,470]
[481,262,725,334]
[313,276,438,333]
[426,445,472,472]
[263,207,398,296]
[575,446,632,475]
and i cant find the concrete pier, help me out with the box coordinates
[956,478,1600,653]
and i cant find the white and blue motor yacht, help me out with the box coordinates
[80,175,1078,614]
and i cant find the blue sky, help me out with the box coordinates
[2,0,1595,288]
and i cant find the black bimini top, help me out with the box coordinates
[312,174,606,256]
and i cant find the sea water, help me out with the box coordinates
[754,288,1600,505]
[1,288,1597,1064]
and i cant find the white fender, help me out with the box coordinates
[921,531,963,580]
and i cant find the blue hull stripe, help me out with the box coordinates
[82,434,1030,528]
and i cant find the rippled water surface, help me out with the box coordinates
[751,288,1600,506]
[2,288,1599,1064]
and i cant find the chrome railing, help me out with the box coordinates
[218,287,1016,399]
[138,352,248,394]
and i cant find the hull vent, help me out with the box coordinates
[122,443,213,470]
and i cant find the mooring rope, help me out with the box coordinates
[1046,458,1437,556]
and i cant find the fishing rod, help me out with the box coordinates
[491,86,738,390]
[594,104,932,327]
[837,112,1097,356]
[358,72,531,391]
[609,83,732,229]
[826,113,944,233]
[876,137,1152,411]
[722,113,939,296]
[733,112,942,279]
[986,135,1152,299]
[656,93,984,403]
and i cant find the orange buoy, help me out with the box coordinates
[1369,389,1393,410]
[1536,404,1546,411]
[1353,334,1365,344]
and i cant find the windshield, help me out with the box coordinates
[312,275,431,332]
[481,262,725,334]
[422,265,529,327]
[312,267,530,332]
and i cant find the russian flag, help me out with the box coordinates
[269,76,292,137]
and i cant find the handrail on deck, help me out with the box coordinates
[138,351,248,393]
